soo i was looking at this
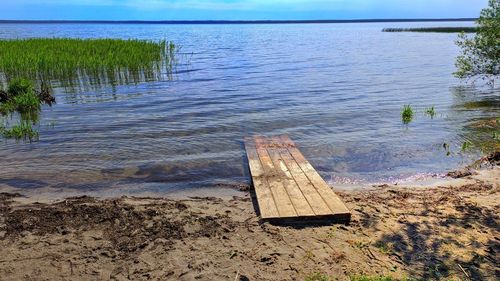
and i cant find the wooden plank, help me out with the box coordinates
[244,138,280,219]
[274,140,333,216]
[261,137,315,217]
[245,135,350,222]
[280,135,350,215]
[254,136,297,218]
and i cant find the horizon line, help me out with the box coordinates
[0,18,477,24]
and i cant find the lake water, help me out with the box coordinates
[0,22,498,197]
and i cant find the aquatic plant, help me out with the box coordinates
[0,38,177,88]
[382,27,477,33]
[11,91,41,112]
[443,142,451,156]
[462,140,473,151]
[1,120,39,141]
[461,118,500,152]
[401,105,414,124]
[0,78,42,114]
[425,106,436,118]
[7,78,35,97]
[0,79,54,142]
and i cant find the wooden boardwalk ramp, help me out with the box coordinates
[244,135,351,223]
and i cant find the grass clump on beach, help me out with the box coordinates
[401,105,414,124]
[0,38,177,87]
[382,27,477,33]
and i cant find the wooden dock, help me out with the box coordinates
[244,135,351,223]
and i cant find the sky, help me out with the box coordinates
[0,0,489,20]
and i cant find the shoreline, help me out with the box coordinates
[0,156,494,204]
[0,155,498,280]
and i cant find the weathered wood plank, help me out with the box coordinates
[254,137,297,218]
[275,142,333,216]
[279,135,351,215]
[261,137,316,217]
[245,135,350,222]
[244,138,280,219]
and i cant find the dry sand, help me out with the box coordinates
[0,156,498,281]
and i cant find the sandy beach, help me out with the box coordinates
[0,154,498,281]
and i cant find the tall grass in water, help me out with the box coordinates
[0,79,52,142]
[382,27,477,33]
[1,120,39,142]
[425,106,436,118]
[0,38,177,88]
[401,105,414,124]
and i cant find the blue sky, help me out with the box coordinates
[0,0,488,20]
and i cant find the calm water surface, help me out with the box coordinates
[0,22,498,196]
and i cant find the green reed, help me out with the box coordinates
[425,106,436,118]
[0,38,176,87]
[1,120,39,142]
[0,78,52,142]
[401,105,414,124]
[382,27,477,33]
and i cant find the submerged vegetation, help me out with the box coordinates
[461,140,473,151]
[424,106,436,118]
[383,27,477,33]
[1,121,39,141]
[0,38,177,88]
[0,78,54,142]
[401,105,414,124]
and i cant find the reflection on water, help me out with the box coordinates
[0,22,498,196]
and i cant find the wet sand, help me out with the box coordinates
[0,156,498,280]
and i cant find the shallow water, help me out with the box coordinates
[0,22,498,196]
